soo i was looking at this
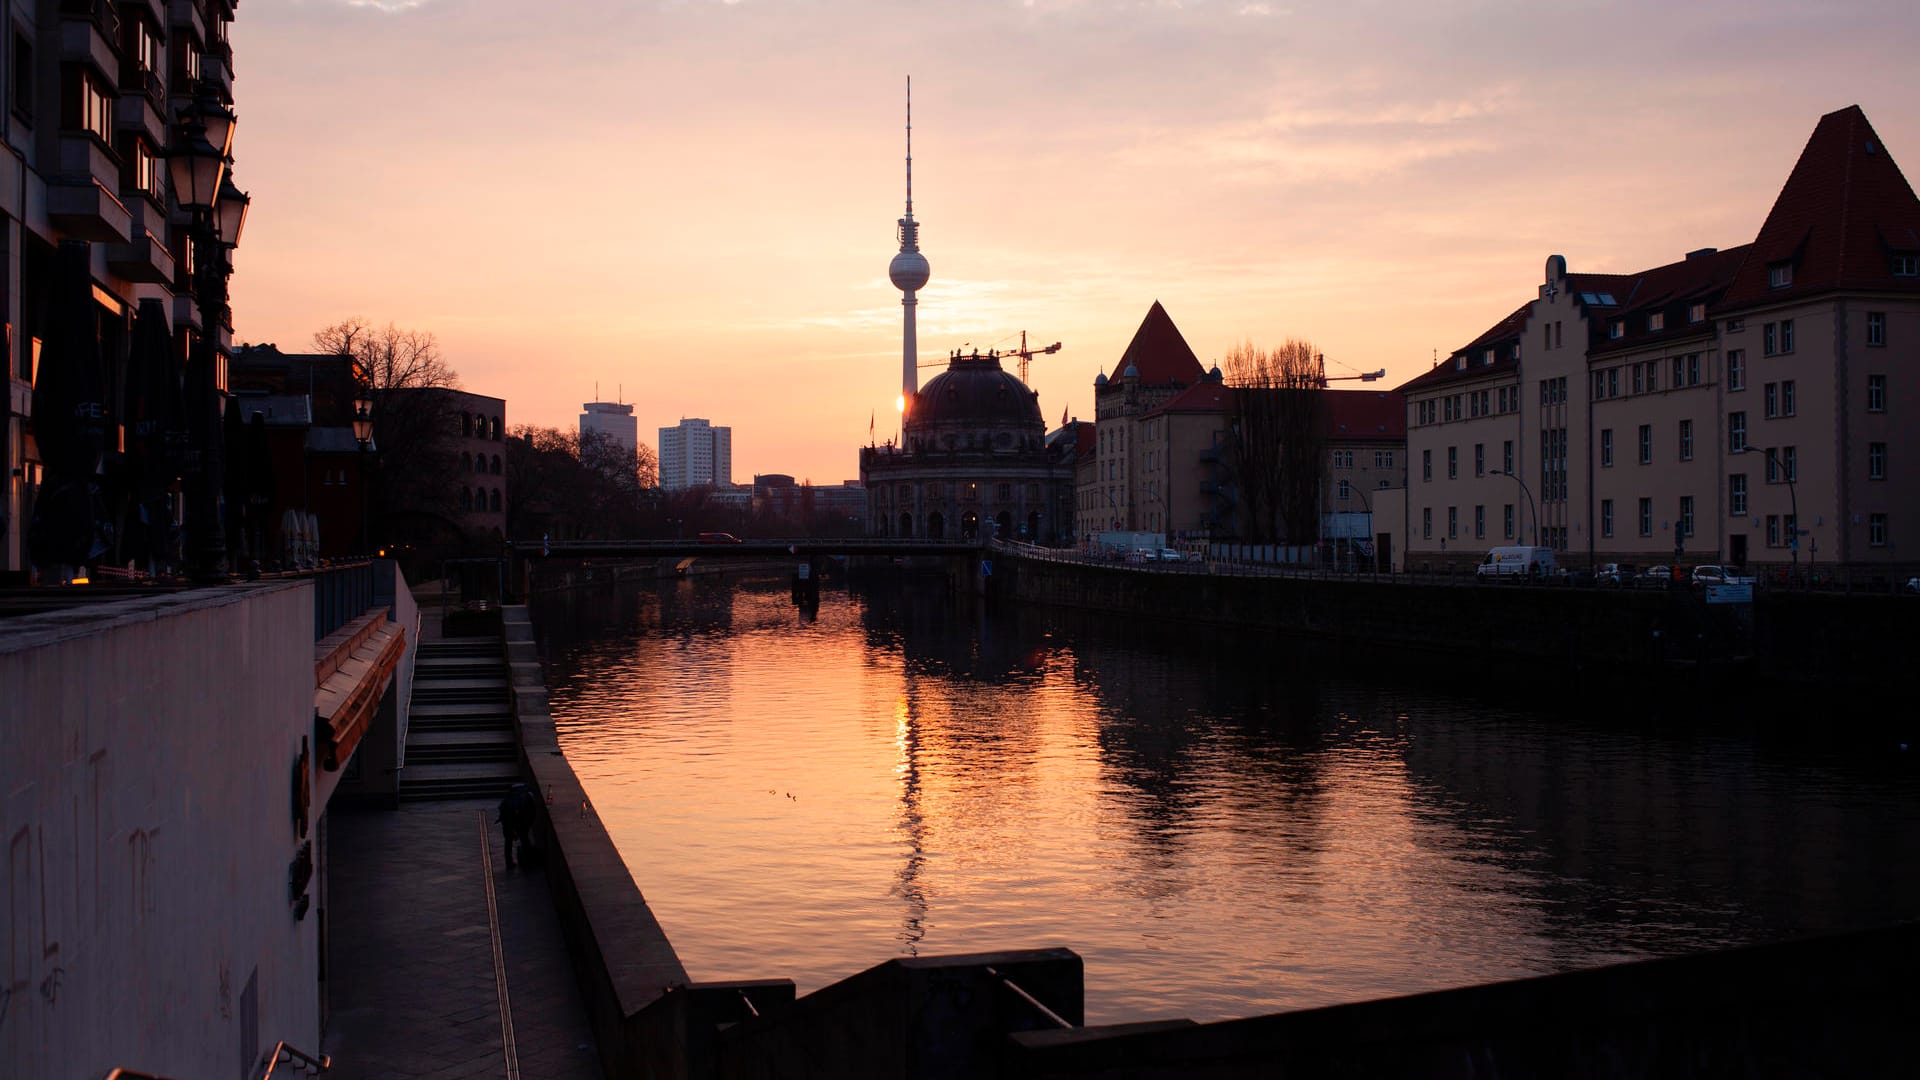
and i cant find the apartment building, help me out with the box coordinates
[659,416,732,490]
[1079,301,1207,541]
[4,0,242,580]
[1400,105,1920,579]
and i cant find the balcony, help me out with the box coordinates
[60,3,121,78]
[168,0,207,52]
[107,226,175,284]
[115,82,167,146]
[47,175,133,243]
[202,52,233,99]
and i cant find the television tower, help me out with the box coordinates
[888,76,930,417]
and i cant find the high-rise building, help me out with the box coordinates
[659,418,732,490]
[580,401,638,458]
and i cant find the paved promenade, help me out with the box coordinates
[323,799,602,1080]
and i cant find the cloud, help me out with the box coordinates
[338,0,434,12]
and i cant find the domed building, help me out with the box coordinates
[861,349,1075,543]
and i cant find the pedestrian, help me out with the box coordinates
[498,783,540,868]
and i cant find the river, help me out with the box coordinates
[532,571,1920,1025]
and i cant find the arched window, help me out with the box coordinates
[491,415,502,439]
[460,488,473,511]
[475,485,487,510]
[491,455,502,475]
[462,451,472,473]
[490,489,501,512]
[462,412,473,437]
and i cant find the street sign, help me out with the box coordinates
[1705,583,1753,605]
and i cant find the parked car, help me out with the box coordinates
[1476,545,1557,580]
[1635,565,1674,589]
[1691,565,1756,588]
[1595,563,1635,587]
[1156,548,1185,562]
[1904,576,1919,594]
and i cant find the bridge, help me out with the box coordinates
[509,537,989,559]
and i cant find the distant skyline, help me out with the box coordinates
[232,1,1920,485]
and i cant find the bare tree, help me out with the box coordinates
[312,318,460,392]
[1225,339,1326,544]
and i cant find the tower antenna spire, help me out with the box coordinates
[888,75,931,412]
[905,75,913,218]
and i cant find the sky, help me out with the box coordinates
[231,0,1920,485]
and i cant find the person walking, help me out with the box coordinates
[497,783,540,868]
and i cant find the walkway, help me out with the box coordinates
[322,799,602,1080]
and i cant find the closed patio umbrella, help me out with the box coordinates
[27,240,110,573]
[122,297,182,572]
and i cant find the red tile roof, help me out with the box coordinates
[1722,105,1920,309]
[1109,301,1206,384]
[1142,377,1230,417]
[1322,389,1406,441]
[1587,245,1750,355]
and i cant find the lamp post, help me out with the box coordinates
[168,101,246,583]
[1733,445,1797,583]
[1493,469,1539,547]
[353,393,373,554]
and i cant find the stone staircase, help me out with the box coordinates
[400,635,522,802]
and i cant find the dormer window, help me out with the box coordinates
[1894,254,1919,277]
[1648,313,1665,332]
[1688,303,1706,324]
[1768,262,1793,289]
[1482,348,1495,365]
[1609,320,1624,339]
[1455,354,1467,371]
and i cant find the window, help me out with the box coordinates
[1374,450,1393,468]
[1648,312,1665,332]
[1688,354,1700,385]
[1765,450,1780,484]
[1600,428,1614,467]
[1892,254,1918,277]
[997,483,1011,500]
[1728,349,1745,390]
[1781,380,1795,417]
[1502,440,1513,475]
[1870,513,1888,546]
[1474,505,1485,539]
[1638,497,1652,537]
[1423,508,1432,539]
[1763,323,1778,356]
[1728,411,1747,452]
[1673,355,1685,385]
[1726,318,1744,332]
[1448,507,1458,539]
[1504,504,1515,539]
[1638,424,1652,465]
[1783,445,1797,482]
[1633,365,1645,395]
[1729,474,1747,516]
[1447,446,1457,480]
[1869,442,1886,480]
[1422,449,1432,482]
[1679,496,1694,539]
[1608,368,1620,397]
[1868,312,1885,346]
[67,66,114,144]
[1766,515,1780,546]
[1645,362,1659,392]
[1768,262,1793,288]
[490,489,501,512]
[1600,499,1614,537]
[1609,320,1624,339]
[12,32,33,125]
[1483,348,1495,365]
[1764,382,1778,418]
[1474,443,1484,477]
[1337,478,1351,499]
[462,451,472,473]
[1679,419,1693,461]
[1781,319,1795,352]
[1868,374,1886,412]
[1688,303,1706,324]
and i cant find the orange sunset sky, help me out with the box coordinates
[231,1,1919,485]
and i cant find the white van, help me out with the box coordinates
[1476,546,1556,579]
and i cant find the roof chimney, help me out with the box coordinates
[1685,247,1718,260]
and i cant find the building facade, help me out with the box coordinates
[4,0,244,581]
[659,417,732,490]
[580,400,637,457]
[1400,106,1920,580]
[861,349,1074,543]
[1079,301,1208,542]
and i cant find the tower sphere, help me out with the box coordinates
[890,249,930,292]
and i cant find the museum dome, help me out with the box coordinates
[906,351,1044,449]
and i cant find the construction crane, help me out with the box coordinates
[917,331,1062,386]
[1313,353,1385,388]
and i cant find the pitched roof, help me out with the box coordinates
[1587,245,1751,355]
[1142,377,1230,418]
[1394,303,1530,394]
[1109,301,1206,384]
[1722,105,1920,309]
[1322,390,1406,441]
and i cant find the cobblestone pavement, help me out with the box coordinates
[323,799,601,1080]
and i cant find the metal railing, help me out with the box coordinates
[257,1040,332,1078]
[984,966,1075,1030]
[308,561,375,641]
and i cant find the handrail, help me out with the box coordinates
[104,1070,178,1080]
[984,965,1074,1030]
[258,1040,332,1078]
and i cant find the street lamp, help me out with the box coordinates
[168,112,237,583]
[353,393,374,554]
[1492,470,1539,547]
[1732,445,1797,583]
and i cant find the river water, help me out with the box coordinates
[533,572,1920,1025]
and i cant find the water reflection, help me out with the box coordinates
[534,574,1920,1024]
